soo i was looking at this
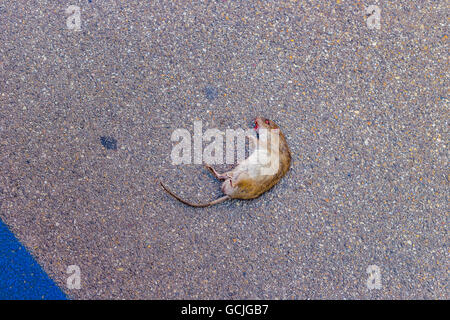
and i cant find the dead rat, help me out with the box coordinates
[160,117,291,207]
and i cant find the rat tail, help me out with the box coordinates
[159,181,230,208]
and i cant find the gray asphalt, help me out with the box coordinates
[0,1,448,299]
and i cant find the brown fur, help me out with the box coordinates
[161,117,291,207]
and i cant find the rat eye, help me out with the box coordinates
[265,119,270,124]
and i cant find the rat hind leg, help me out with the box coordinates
[205,164,231,180]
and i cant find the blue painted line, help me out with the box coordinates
[0,219,67,300]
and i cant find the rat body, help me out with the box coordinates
[160,117,291,207]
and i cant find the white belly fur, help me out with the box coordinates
[235,148,271,178]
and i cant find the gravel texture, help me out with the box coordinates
[0,1,448,299]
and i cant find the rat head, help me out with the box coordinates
[252,117,280,143]
[253,117,279,132]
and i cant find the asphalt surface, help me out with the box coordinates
[0,1,448,299]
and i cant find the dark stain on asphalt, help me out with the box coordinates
[100,136,118,150]
[204,86,218,101]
